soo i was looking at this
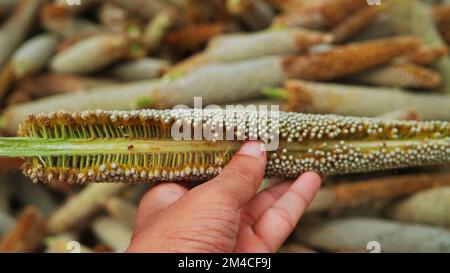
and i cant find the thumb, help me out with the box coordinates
[134,183,188,231]
[194,141,267,208]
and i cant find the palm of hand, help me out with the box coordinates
[128,172,319,253]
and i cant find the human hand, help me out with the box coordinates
[127,141,322,253]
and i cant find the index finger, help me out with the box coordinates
[254,172,322,251]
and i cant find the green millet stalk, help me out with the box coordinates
[0,109,448,184]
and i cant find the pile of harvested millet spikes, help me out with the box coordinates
[0,0,449,253]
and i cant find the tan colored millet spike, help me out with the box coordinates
[272,0,366,29]
[0,206,45,252]
[165,23,225,52]
[394,45,448,66]
[432,4,450,26]
[308,172,450,213]
[387,0,450,93]
[330,5,383,43]
[352,63,442,89]
[282,36,420,80]
[0,157,24,173]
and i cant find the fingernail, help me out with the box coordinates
[238,141,264,158]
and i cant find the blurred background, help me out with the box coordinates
[0,0,449,253]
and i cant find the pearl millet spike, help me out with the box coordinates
[0,109,448,184]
